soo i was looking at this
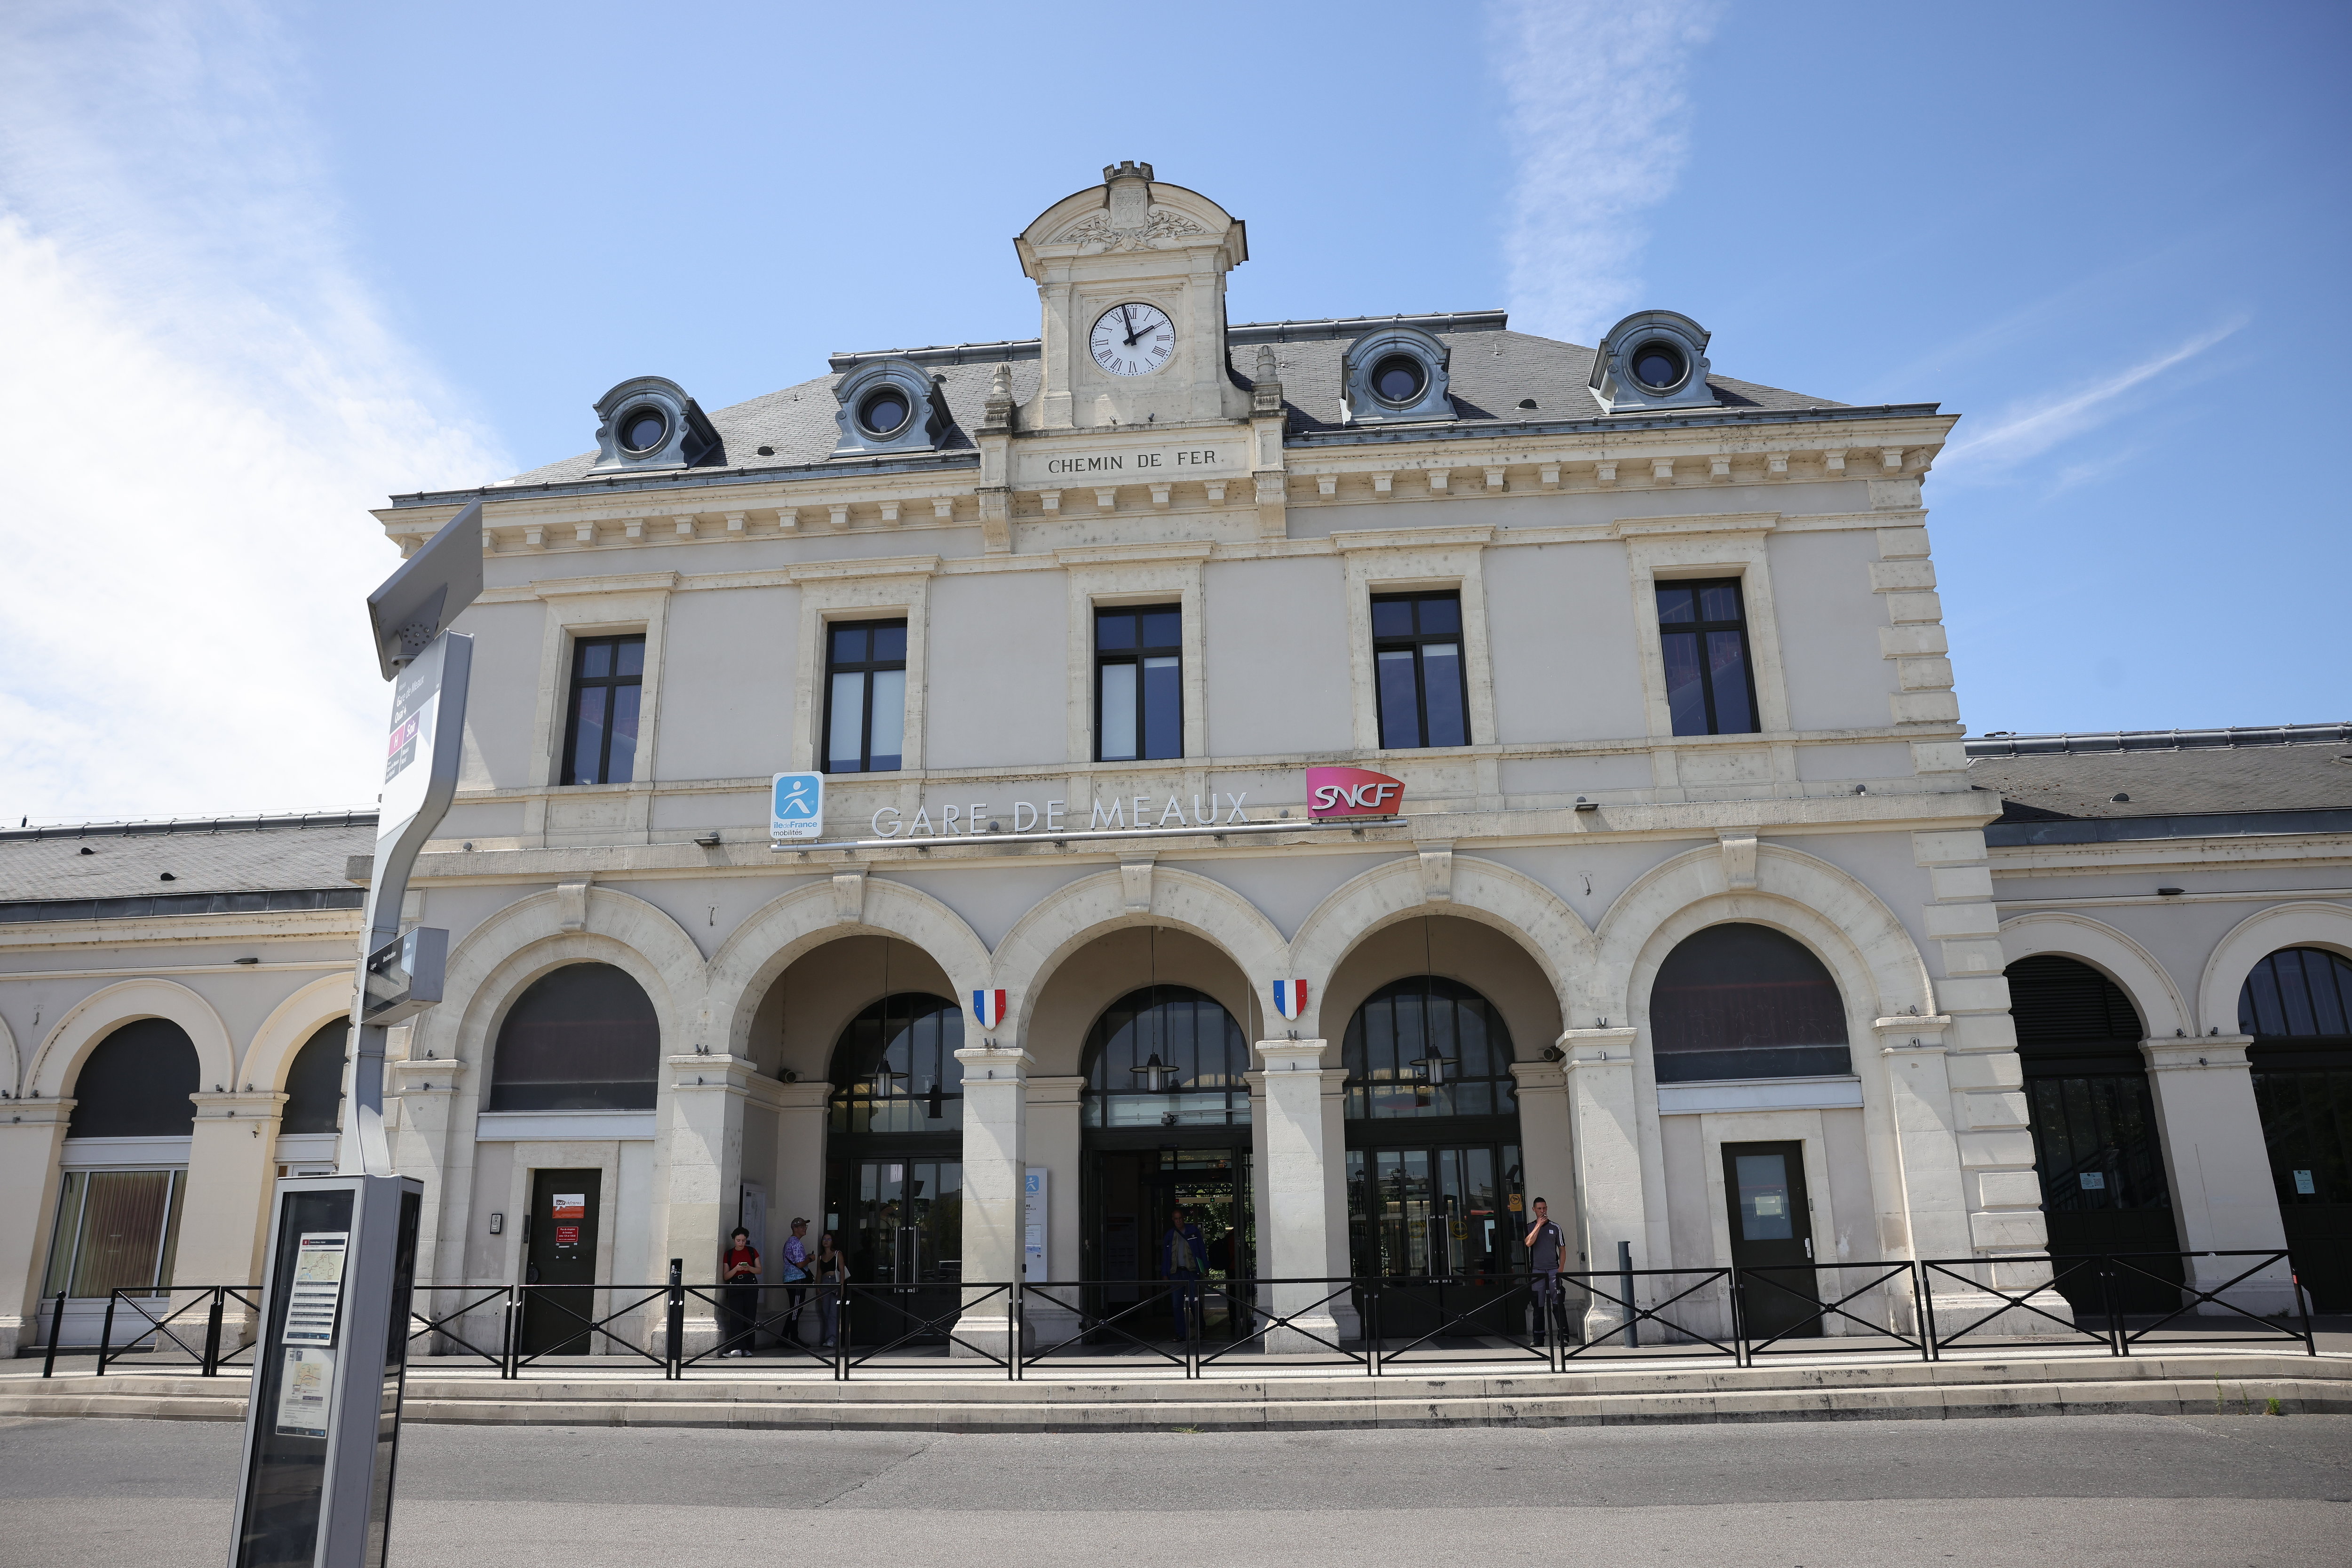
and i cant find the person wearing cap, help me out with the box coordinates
[781,1217,812,1340]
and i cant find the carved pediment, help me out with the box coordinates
[1057,206,1209,253]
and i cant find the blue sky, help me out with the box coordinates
[2,0,2345,820]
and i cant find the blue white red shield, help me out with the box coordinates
[1271,979,1307,1021]
[970,988,1006,1030]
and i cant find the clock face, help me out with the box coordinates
[1089,302,1175,376]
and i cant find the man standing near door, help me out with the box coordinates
[780,1218,812,1343]
[1163,1207,1207,1337]
[720,1227,760,1357]
[1524,1197,1569,1341]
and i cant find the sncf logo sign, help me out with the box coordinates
[1306,766,1405,820]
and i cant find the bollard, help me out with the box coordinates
[95,1291,119,1377]
[203,1287,227,1376]
[1618,1241,1637,1349]
[42,1292,67,1378]
[665,1259,685,1380]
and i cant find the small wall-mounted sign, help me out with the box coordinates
[1306,766,1404,820]
[771,772,824,841]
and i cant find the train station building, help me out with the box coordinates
[3,165,2346,1360]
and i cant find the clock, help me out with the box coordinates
[1089,302,1175,376]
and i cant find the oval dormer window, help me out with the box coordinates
[1370,354,1427,405]
[858,389,911,437]
[1630,340,1687,393]
[619,406,669,453]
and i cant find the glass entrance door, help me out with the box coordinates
[1089,1149,1251,1339]
[828,1157,960,1345]
[1347,1143,1527,1340]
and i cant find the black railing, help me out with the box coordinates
[36,1250,2319,1383]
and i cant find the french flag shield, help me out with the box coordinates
[1271,979,1308,1021]
[971,988,1007,1030]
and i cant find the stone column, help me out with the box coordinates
[0,1100,74,1357]
[770,1079,832,1243]
[953,1043,1028,1358]
[1510,1055,1574,1231]
[660,1052,756,1355]
[2144,1035,2295,1314]
[387,1057,466,1351]
[1023,1076,1086,1346]
[1559,1027,1642,1339]
[1254,1038,1348,1351]
[1880,1025,2042,1333]
[176,1090,288,1344]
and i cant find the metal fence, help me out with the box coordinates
[37,1250,2320,1381]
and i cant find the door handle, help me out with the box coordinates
[1804,1238,1813,1260]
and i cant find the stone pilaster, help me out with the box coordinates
[1254,1038,1348,1351]
[387,1056,466,1341]
[1559,1027,1642,1339]
[2143,1035,2296,1313]
[660,1052,758,1354]
[0,1099,74,1356]
[953,1043,1029,1357]
[176,1090,288,1342]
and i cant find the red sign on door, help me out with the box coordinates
[550,1194,586,1220]
[555,1224,580,1246]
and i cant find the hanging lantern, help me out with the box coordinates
[1130,1052,1179,1093]
[1409,1053,1456,1088]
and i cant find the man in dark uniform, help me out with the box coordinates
[1523,1197,1572,1341]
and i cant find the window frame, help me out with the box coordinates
[1369,590,1472,751]
[559,633,648,786]
[1655,576,1761,738]
[820,617,911,775]
[1092,602,1184,762]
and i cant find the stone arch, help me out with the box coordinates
[29,977,236,1101]
[992,867,1289,1056]
[410,884,707,1113]
[1287,854,1591,1042]
[708,876,992,1062]
[1597,843,1934,1030]
[1999,911,2187,1041]
[2197,900,2352,1035]
[239,972,359,1096]
[0,1011,17,1098]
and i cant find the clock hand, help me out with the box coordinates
[1121,305,1143,347]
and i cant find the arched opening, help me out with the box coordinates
[281,1021,348,1136]
[1341,976,1526,1335]
[1649,923,1851,1082]
[1081,984,1253,1336]
[824,992,964,1305]
[45,1019,199,1318]
[2005,954,2179,1312]
[487,963,660,1111]
[2241,946,2352,1310]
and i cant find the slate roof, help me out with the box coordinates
[485,314,1855,493]
[1965,724,2352,828]
[0,813,375,922]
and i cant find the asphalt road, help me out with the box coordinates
[3,1412,2346,1567]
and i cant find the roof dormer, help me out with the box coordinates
[589,376,721,472]
[1589,310,1716,413]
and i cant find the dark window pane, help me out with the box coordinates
[1095,612,1136,651]
[869,624,906,662]
[1650,923,1850,1082]
[830,625,867,663]
[281,1023,348,1135]
[1141,609,1181,649]
[1371,599,1415,637]
[614,639,645,678]
[1376,649,1422,748]
[580,641,612,678]
[67,1019,200,1138]
[490,963,661,1111]
[1706,630,1755,733]
[1422,644,1466,746]
[571,687,608,781]
[606,684,642,783]
[1142,654,1181,759]
[1698,582,1743,622]
[1662,632,1706,736]
[1416,594,1460,634]
[1656,585,1696,624]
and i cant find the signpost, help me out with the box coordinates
[229,500,483,1568]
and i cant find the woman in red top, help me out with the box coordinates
[720,1227,761,1357]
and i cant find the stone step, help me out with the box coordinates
[6,1352,2343,1430]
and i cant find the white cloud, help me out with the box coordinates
[1940,320,2243,474]
[1487,0,1724,345]
[0,0,511,825]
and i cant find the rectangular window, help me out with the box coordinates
[42,1169,185,1299]
[1370,591,1469,749]
[823,618,908,773]
[560,634,645,785]
[1656,578,1758,736]
[1095,604,1182,761]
